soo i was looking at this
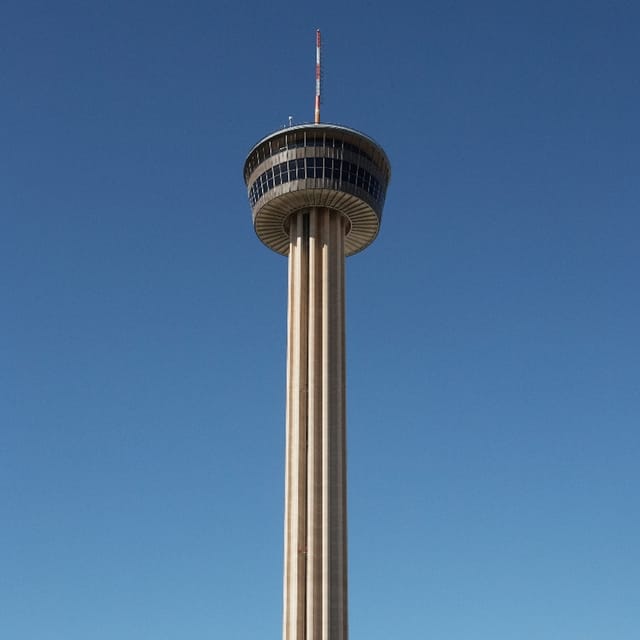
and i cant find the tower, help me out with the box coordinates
[242,31,391,640]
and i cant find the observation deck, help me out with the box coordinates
[243,123,391,256]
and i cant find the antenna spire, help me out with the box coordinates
[315,29,321,124]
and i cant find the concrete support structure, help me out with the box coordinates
[243,123,390,640]
[284,209,347,640]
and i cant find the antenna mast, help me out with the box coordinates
[315,29,321,124]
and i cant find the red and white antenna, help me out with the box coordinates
[314,29,321,124]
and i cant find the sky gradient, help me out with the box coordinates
[2,1,639,639]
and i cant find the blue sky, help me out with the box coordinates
[2,1,638,638]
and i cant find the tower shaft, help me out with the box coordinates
[284,208,348,640]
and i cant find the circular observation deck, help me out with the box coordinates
[243,124,391,256]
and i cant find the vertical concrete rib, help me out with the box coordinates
[336,215,348,640]
[321,209,331,640]
[283,208,348,640]
[284,212,309,640]
[306,208,322,638]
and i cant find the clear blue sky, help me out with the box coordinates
[2,1,638,638]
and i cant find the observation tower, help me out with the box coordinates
[242,31,391,640]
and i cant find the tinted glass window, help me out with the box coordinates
[306,158,315,178]
[248,156,384,207]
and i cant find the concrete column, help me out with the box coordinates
[283,208,348,640]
